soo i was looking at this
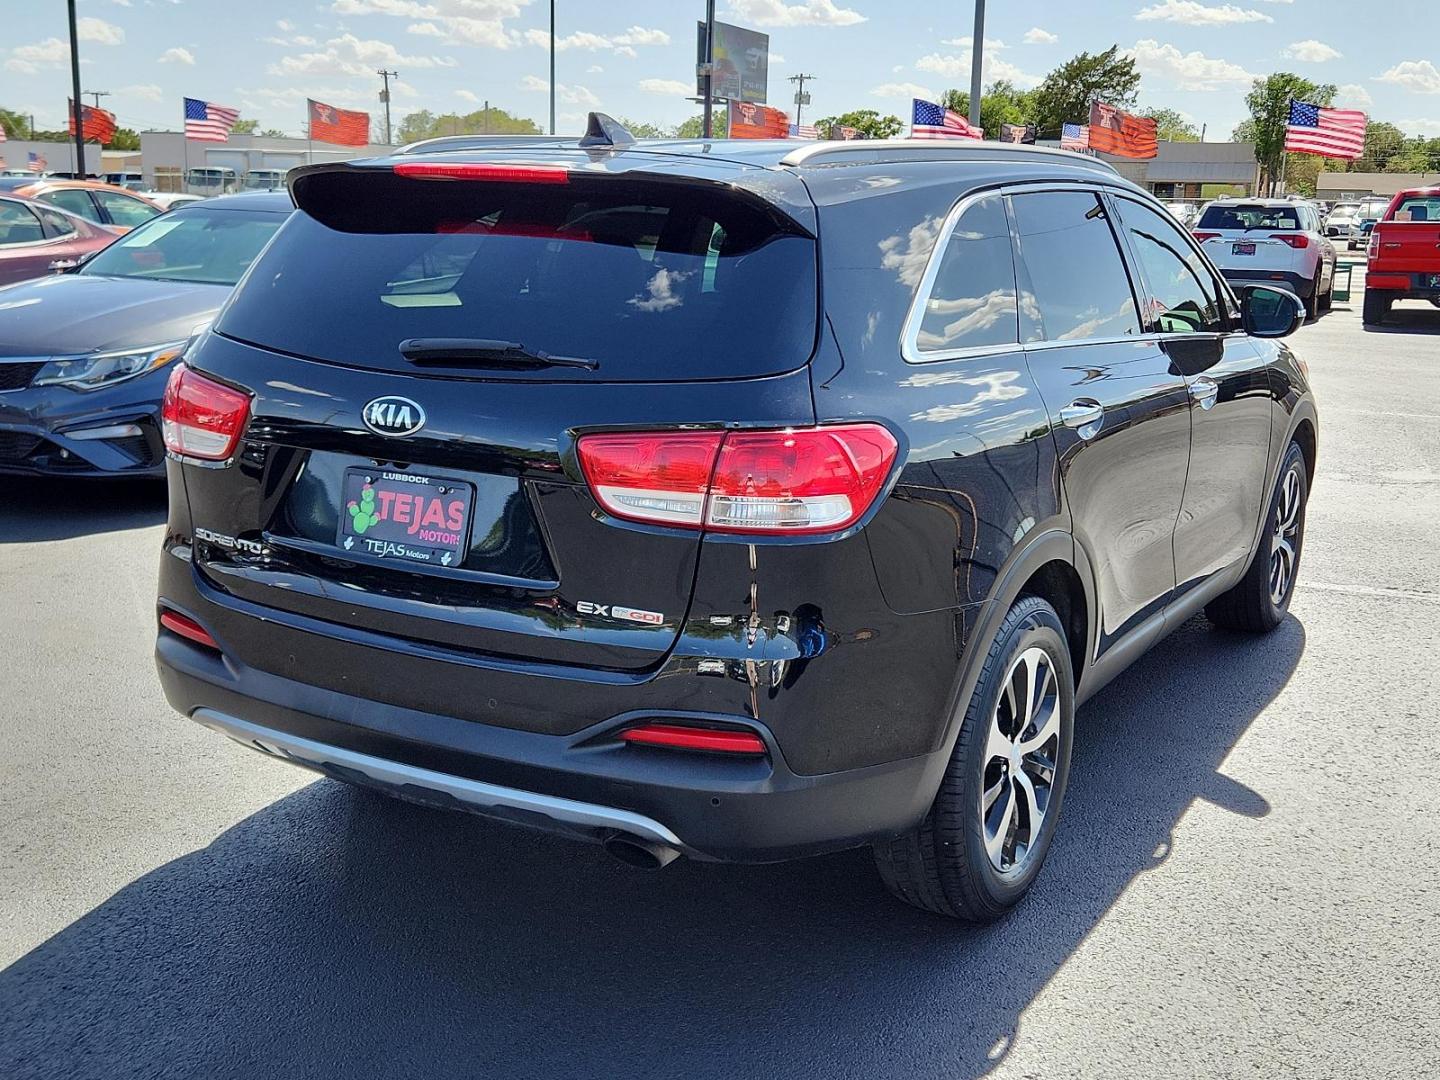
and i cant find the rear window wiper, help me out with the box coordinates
[399,338,598,371]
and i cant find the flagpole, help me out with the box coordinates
[967,0,985,132]
[181,99,189,193]
[67,0,87,176]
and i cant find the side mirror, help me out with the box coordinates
[1239,285,1305,339]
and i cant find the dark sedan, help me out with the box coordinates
[0,191,290,477]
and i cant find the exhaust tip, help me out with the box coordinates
[603,833,681,870]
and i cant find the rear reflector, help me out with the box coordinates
[161,364,251,461]
[393,162,570,184]
[1270,233,1310,249]
[160,610,219,650]
[620,724,767,755]
[577,424,898,536]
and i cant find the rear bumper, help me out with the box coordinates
[1219,268,1313,296]
[1364,271,1440,300]
[156,631,948,863]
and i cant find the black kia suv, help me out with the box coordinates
[155,118,1318,920]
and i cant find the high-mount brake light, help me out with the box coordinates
[577,424,899,536]
[161,364,251,461]
[392,162,571,184]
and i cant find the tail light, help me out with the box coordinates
[1367,236,1380,260]
[161,364,251,461]
[1191,231,1220,242]
[577,424,899,536]
[1270,233,1310,249]
[620,723,767,755]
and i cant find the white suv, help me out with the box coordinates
[1192,198,1337,319]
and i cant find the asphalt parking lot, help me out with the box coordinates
[2,262,1437,1079]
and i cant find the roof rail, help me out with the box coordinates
[394,133,579,156]
[779,139,1121,176]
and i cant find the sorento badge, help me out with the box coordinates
[362,396,426,437]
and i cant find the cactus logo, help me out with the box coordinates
[361,396,426,438]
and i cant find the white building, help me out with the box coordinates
[138,130,394,192]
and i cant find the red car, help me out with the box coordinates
[1363,186,1440,326]
[0,194,119,287]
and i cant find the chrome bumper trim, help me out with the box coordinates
[192,708,684,848]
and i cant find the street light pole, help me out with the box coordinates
[66,0,87,176]
[701,0,716,138]
[377,69,397,144]
[968,0,985,132]
[549,0,556,135]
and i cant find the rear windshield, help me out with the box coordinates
[1392,196,1440,222]
[217,170,818,381]
[1197,204,1302,231]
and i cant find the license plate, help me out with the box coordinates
[336,467,474,568]
[1232,242,1257,256]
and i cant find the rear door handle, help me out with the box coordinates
[1191,376,1219,411]
[1059,399,1104,439]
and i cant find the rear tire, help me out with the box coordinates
[1362,290,1392,326]
[1206,442,1308,633]
[1319,272,1334,312]
[874,596,1074,921]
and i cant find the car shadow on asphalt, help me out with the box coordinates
[0,477,167,543]
[0,615,1304,1080]
[1362,306,1440,334]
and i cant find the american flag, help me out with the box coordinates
[1060,123,1090,151]
[1284,100,1366,160]
[911,99,982,140]
[184,97,240,143]
[27,151,46,173]
[787,122,819,140]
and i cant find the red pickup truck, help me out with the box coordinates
[1363,186,1440,325]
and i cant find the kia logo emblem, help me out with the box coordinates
[361,396,426,438]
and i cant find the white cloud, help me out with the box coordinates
[723,0,866,27]
[6,38,68,74]
[455,89,481,103]
[118,83,164,102]
[941,36,1007,50]
[1281,40,1341,62]
[273,34,457,78]
[158,46,195,65]
[264,34,318,46]
[613,46,637,59]
[639,78,694,96]
[1127,40,1257,90]
[1335,83,1372,108]
[522,25,669,53]
[1023,28,1058,45]
[518,75,600,107]
[330,0,533,49]
[586,64,604,74]
[1396,118,1440,137]
[406,22,444,37]
[915,52,1041,89]
[871,82,936,101]
[1135,1,1272,25]
[1376,60,1440,94]
[277,19,294,31]
[78,17,126,45]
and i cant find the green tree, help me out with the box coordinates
[674,113,729,138]
[232,119,260,134]
[940,80,1037,139]
[1030,46,1140,135]
[396,107,541,142]
[1140,107,1199,142]
[1237,74,1336,194]
[0,107,33,139]
[614,117,669,138]
[109,127,141,151]
[813,109,903,139]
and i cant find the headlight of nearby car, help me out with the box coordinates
[32,341,187,392]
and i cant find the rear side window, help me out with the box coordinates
[37,207,77,238]
[1393,196,1440,222]
[41,189,98,222]
[0,201,43,246]
[910,194,1018,358]
[219,170,817,382]
[94,189,160,229]
[1113,198,1225,335]
[1010,191,1140,344]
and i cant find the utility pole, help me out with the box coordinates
[967,0,985,132]
[66,0,86,176]
[549,0,556,135]
[789,73,816,128]
[701,0,717,138]
[377,69,397,144]
[483,100,490,134]
[85,90,110,110]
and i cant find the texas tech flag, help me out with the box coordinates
[728,100,790,140]
[68,101,118,144]
[1087,101,1158,159]
[308,99,370,147]
[1000,123,1037,144]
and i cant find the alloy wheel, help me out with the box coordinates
[1269,466,1303,606]
[980,646,1061,873]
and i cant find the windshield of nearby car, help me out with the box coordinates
[1197,204,1302,231]
[1359,200,1390,219]
[1391,196,1440,222]
[79,205,287,285]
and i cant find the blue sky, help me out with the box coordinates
[4,0,1439,141]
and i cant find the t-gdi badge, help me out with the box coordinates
[362,396,426,438]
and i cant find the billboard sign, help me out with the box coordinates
[697,21,769,104]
